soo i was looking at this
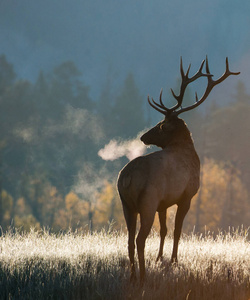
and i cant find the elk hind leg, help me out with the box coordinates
[171,199,191,263]
[156,209,167,262]
[122,204,137,282]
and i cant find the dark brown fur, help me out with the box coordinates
[118,116,200,283]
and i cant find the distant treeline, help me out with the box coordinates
[0,54,249,233]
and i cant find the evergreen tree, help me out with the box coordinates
[97,74,114,139]
[0,54,16,95]
[112,73,146,138]
[234,80,250,104]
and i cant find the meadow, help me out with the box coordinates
[0,227,249,300]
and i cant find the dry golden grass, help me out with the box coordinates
[0,227,249,299]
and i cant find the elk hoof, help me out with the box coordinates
[171,257,178,265]
[130,272,137,284]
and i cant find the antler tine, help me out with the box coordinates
[211,57,240,86]
[188,59,211,83]
[186,63,191,77]
[168,57,210,112]
[200,59,206,72]
[170,58,192,110]
[159,88,166,107]
[180,57,185,79]
[151,98,165,110]
[147,95,169,116]
[176,57,240,115]
[205,56,211,74]
[149,89,169,111]
[170,88,178,101]
[195,92,199,102]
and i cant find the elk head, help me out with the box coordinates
[141,57,240,148]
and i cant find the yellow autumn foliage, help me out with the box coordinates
[186,158,249,232]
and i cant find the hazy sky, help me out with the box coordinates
[0,0,250,101]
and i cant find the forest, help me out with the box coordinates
[0,54,249,234]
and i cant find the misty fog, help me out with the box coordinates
[1,0,249,101]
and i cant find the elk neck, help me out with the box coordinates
[163,121,195,149]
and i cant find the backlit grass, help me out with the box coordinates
[0,227,249,299]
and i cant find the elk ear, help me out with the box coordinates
[160,122,169,132]
[160,123,164,130]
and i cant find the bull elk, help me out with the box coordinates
[117,57,240,283]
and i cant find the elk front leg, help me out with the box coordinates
[171,199,191,263]
[136,208,155,284]
[156,209,167,262]
[122,204,137,282]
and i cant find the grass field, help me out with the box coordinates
[0,227,249,300]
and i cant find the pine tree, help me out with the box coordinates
[112,73,146,138]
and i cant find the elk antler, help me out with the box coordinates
[148,57,240,116]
